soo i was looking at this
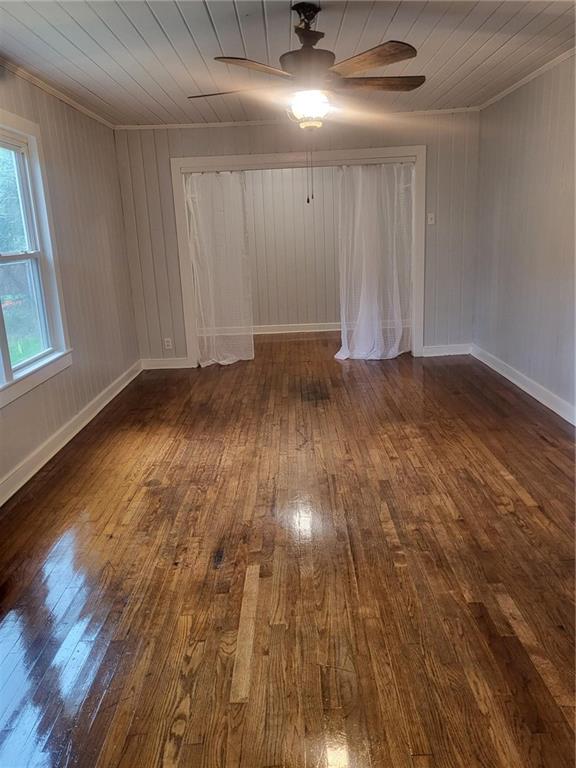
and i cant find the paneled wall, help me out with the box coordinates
[0,69,139,485]
[115,111,479,358]
[245,166,340,329]
[475,56,575,406]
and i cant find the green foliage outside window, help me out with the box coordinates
[0,146,28,255]
[0,147,47,367]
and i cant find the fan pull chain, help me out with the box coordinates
[306,148,310,204]
[306,144,315,204]
[311,136,315,202]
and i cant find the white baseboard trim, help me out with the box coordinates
[421,344,472,357]
[471,345,575,425]
[141,357,197,370]
[0,360,142,507]
[254,323,340,335]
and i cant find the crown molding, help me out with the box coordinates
[117,119,285,130]
[479,48,575,111]
[0,57,115,130]
[115,106,480,131]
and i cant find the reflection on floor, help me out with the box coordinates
[0,334,574,767]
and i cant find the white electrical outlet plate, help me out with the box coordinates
[164,338,173,350]
[427,213,436,225]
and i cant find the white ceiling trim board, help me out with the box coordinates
[115,106,480,130]
[0,57,115,130]
[479,48,575,110]
[118,118,284,130]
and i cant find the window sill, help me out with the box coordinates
[0,349,72,408]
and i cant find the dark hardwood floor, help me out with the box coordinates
[0,335,574,768]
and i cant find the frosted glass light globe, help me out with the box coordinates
[289,90,330,129]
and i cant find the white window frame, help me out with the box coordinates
[0,109,71,408]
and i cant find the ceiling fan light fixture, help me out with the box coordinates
[289,90,330,129]
[203,7,426,115]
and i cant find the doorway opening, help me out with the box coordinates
[172,147,426,366]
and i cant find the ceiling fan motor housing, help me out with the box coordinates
[281,9,333,86]
[280,46,335,84]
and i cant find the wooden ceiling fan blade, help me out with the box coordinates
[335,76,425,92]
[214,57,293,79]
[330,41,417,76]
[188,84,290,99]
[188,89,254,99]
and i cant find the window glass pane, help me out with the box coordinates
[0,146,29,254]
[0,260,49,367]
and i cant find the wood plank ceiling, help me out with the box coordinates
[0,1,574,127]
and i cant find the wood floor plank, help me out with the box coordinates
[0,335,573,767]
[229,564,261,704]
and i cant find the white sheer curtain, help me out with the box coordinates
[185,171,254,367]
[335,163,413,360]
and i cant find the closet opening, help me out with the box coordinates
[171,147,426,367]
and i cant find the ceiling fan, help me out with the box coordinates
[188,2,425,129]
